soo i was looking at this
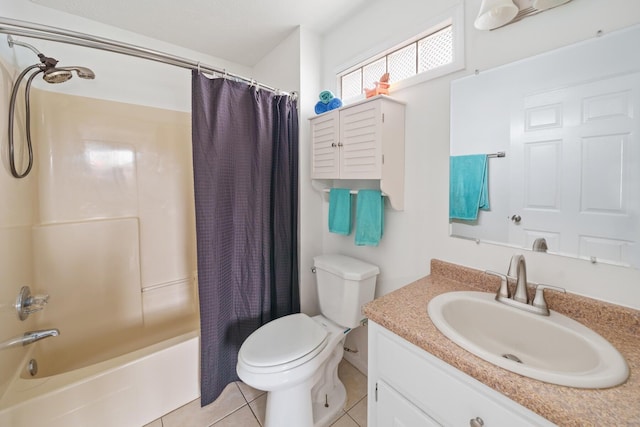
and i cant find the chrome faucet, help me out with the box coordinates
[23,329,60,345]
[0,328,60,350]
[508,254,529,304]
[532,237,548,253]
[486,254,565,316]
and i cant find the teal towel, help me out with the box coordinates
[329,188,352,235]
[449,154,490,221]
[355,190,384,246]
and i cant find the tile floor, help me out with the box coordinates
[144,359,368,427]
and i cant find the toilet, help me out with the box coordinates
[236,254,379,427]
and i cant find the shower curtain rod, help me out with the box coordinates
[0,16,294,98]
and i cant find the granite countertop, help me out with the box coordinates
[363,259,640,426]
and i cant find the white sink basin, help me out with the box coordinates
[427,291,629,388]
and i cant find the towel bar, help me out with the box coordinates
[322,189,388,197]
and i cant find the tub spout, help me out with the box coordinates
[22,329,60,345]
[0,328,60,350]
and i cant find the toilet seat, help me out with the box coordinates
[239,313,329,372]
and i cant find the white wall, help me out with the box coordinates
[319,0,640,309]
[297,28,325,315]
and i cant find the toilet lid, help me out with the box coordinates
[240,313,328,367]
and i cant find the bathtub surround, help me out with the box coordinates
[0,89,198,421]
[192,73,300,406]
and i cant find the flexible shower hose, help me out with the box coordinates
[8,64,43,178]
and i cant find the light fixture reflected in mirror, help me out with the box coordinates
[474,0,519,30]
[475,0,574,31]
[532,0,571,11]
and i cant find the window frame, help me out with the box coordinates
[336,4,465,102]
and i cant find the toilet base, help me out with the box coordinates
[263,377,347,427]
[312,380,346,427]
[262,329,348,427]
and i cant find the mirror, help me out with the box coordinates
[450,25,640,268]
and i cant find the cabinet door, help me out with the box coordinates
[376,380,441,427]
[370,323,555,427]
[310,110,340,179]
[339,100,383,179]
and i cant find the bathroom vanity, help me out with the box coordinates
[369,322,553,426]
[363,260,640,426]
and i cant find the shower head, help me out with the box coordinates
[8,35,96,84]
[42,67,73,84]
[42,66,96,83]
[59,66,96,80]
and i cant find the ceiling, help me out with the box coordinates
[30,0,370,67]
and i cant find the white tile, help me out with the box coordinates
[347,396,367,427]
[237,381,266,403]
[339,359,367,411]
[248,393,267,426]
[143,419,163,427]
[212,406,261,427]
[330,413,360,427]
[162,383,246,427]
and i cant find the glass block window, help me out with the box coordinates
[338,21,456,100]
[418,26,453,73]
[388,44,417,83]
[341,69,362,100]
[362,58,386,91]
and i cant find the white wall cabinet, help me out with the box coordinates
[368,321,556,427]
[310,96,405,210]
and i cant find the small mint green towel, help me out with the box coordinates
[329,188,352,235]
[355,190,384,246]
[449,154,490,221]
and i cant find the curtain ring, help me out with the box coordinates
[196,62,201,74]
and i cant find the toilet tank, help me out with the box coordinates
[313,254,380,329]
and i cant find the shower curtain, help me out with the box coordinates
[191,71,299,406]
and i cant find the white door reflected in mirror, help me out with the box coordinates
[450,25,640,269]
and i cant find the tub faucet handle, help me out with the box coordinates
[27,293,50,308]
[16,286,50,320]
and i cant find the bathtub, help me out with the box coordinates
[0,317,200,427]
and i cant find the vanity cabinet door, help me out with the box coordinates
[369,322,555,427]
[375,380,440,427]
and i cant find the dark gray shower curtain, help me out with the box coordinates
[191,71,299,406]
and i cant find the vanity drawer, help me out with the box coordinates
[371,322,554,427]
